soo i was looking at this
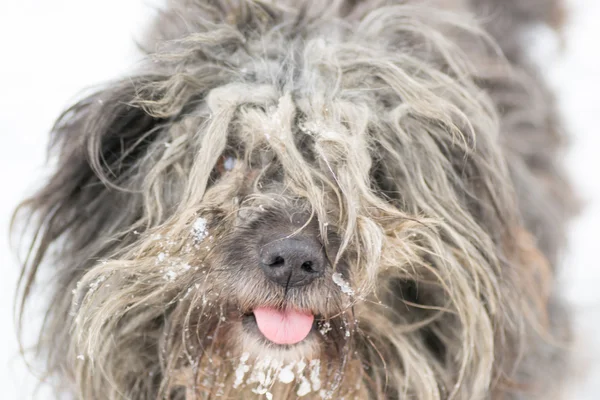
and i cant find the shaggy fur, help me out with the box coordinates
[13,0,577,399]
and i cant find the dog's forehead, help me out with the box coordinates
[202,89,371,183]
[227,93,355,140]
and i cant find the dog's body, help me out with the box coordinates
[14,1,577,399]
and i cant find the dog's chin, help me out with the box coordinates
[232,312,322,363]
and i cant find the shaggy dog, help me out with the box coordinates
[13,0,578,399]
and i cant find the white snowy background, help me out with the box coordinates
[0,0,598,398]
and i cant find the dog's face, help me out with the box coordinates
[14,2,569,400]
[64,84,520,399]
[72,92,400,398]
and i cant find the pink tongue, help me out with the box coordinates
[253,307,314,345]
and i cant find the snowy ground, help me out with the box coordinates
[1,0,598,398]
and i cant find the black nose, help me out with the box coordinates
[259,237,325,287]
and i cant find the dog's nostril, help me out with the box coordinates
[301,261,314,273]
[269,256,285,267]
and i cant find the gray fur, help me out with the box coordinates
[12,0,576,399]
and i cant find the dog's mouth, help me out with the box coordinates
[242,307,317,346]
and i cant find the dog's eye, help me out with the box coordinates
[214,155,237,176]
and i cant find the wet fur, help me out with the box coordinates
[13,0,576,399]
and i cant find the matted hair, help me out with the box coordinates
[13,0,576,399]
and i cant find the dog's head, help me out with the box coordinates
[14,1,563,399]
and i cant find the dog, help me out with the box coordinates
[13,0,578,398]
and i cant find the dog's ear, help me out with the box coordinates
[12,77,167,326]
